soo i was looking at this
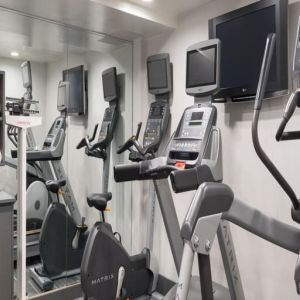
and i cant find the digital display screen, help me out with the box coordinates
[102,70,117,99]
[191,111,204,121]
[151,106,162,117]
[186,46,216,88]
[63,66,84,114]
[148,59,168,89]
[216,6,276,91]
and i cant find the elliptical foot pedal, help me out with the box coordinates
[29,266,54,291]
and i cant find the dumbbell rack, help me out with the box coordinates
[6,115,41,300]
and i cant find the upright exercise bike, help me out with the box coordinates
[80,55,172,300]
[78,66,123,298]
[29,81,88,291]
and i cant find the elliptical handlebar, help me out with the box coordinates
[252,33,300,220]
[276,90,300,141]
[254,33,276,111]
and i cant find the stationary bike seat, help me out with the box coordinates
[45,179,66,194]
[87,193,112,211]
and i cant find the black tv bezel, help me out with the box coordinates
[62,65,85,115]
[102,67,118,102]
[208,0,288,102]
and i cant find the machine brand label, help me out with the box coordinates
[91,273,114,285]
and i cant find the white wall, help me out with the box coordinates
[44,45,133,251]
[132,1,300,299]
[0,58,47,195]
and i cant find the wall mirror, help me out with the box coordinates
[0,7,133,298]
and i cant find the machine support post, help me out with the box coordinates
[16,127,27,300]
[153,179,183,274]
[198,253,214,300]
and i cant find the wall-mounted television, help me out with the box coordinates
[209,0,288,102]
[62,65,87,115]
[102,67,118,102]
[147,53,172,95]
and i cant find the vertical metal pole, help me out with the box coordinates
[145,180,156,250]
[175,241,194,299]
[16,127,27,300]
[198,254,214,300]
[102,145,111,194]
[102,145,110,222]
[153,179,183,274]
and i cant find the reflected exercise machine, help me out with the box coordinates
[28,80,88,291]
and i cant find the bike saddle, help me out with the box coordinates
[87,192,112,211]
[45,179,66,194]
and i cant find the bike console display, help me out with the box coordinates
[98,104,118,148]
[143,101,170,150]
[25,116,66,161]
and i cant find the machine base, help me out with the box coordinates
[164,276,230,300]
[29,265,81,291]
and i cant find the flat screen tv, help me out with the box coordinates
[147,53,172,95]
[209,0,288,102]
[62,65,86,115]
[102,67,118,102]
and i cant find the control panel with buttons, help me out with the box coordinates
[143,101,170,151]
[42,116,65,150]
[167,104,217,168]
[98,105,118,146]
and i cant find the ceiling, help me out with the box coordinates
[0,0,215,42]
[0,7,133,62]
[127,0,212,19]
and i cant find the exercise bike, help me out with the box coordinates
[80,57,172,300]
[29,80,88,291]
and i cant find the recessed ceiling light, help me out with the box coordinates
[10,51,19,57]
[142,0,153,2]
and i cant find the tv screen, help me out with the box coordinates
[147,59,168,89]
[209,0,288,102]
[62,65,86,115]
[102,67,118,101]
[186,45,217,88]
[147,53,171,95]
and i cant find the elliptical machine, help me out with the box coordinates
[28,80,88,291]
[80,56,172,300]
[163,29,300,300]
[114,39,245,300]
